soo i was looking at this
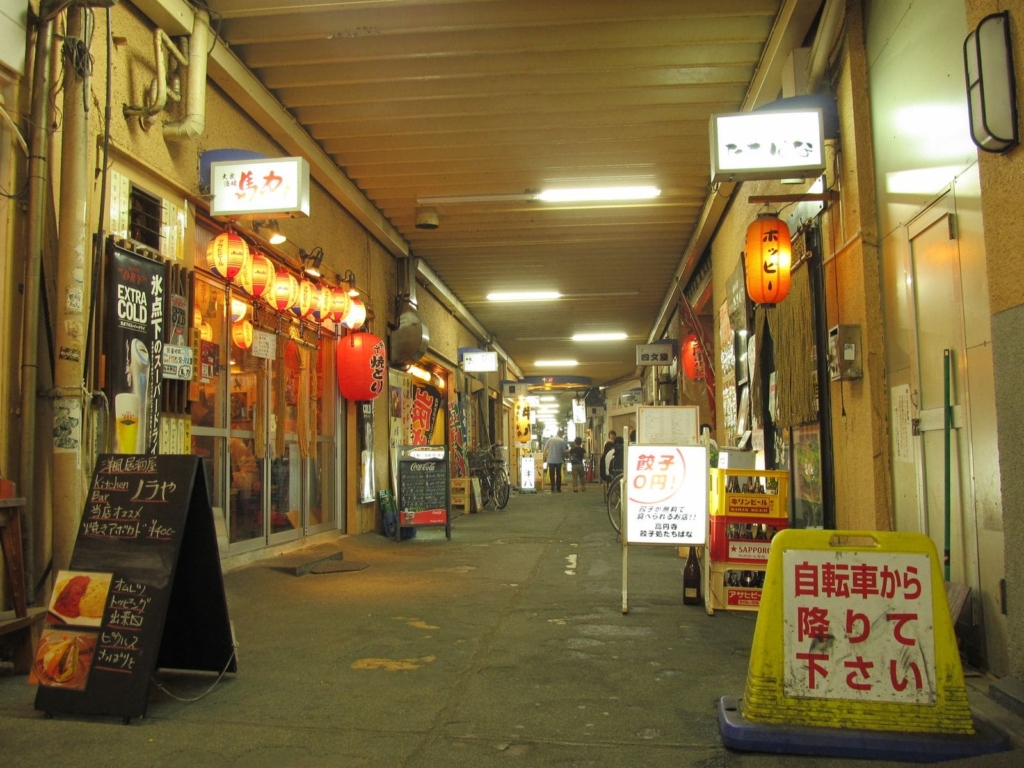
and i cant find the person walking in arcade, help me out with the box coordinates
[543,430,569,493]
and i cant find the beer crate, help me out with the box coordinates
[709,468,789,519]
[709,561,768,612]
[709,516,787,565]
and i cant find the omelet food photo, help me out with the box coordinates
[49,571,112,625]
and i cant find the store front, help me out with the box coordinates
[191,223,345,552]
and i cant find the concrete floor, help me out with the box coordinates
[1,484,1022,767]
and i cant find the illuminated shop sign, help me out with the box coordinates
[210,157,310,219]
[710,109,825,183]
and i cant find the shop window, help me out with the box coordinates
[128,184,163,250]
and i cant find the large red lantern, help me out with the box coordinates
[745,213,792,305]
[336,332,386,401]
[207,231,250,281]
[682,333,705,381]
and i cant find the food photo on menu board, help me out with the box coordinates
[30,629,99,691]
[46,570,113,628]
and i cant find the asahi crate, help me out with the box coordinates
[709,468,789,519]
[708,561,768,612]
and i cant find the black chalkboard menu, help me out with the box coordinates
[396,445,451,541]
[34,455,235,721]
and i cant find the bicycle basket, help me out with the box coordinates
[467,449,490,470]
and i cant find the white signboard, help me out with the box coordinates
[637,405,699,445]
[572,398,586,423]
[783,549,936,705]
[462,350,498,372]
[251,329,276,360]
[161,344,194,380]
[710,108,826,183]
[520,456,536,490]
[624,444,708,545]
[210,157,311,219]
[635,343,673,366]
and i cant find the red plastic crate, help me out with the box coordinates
[709,516,787,565]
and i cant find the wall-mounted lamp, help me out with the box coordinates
[300,246,325,278]
[254,220,287,245]
[964,11,1019,153]
[341,269,360,297]
[407,363,432,382]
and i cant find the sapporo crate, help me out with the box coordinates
[709,515,788,565]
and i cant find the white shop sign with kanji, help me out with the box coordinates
[624,445,707,545]
[782,550,936,705]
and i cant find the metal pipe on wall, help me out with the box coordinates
[52,5,91,573]
[18,17,54,605]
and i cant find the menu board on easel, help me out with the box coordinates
[33,455,235,721]
[397,445,451,540]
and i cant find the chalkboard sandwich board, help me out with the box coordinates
[33,455,236,721]
[396,445,451,540]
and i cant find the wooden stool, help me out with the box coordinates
[1,496,45,674]
[0,498,28,618]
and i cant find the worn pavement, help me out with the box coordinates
[1,482,1022,767]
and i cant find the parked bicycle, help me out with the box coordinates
[607,472,623,533]
[467,444,511,510]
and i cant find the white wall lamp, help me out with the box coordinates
[964,11,1019,153]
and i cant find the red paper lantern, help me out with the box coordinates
[271,269,298,312]
[207,231,250,281]
[682,333,705,381]
[745,213,792,305]
[341,297,366,330]
[290,278,317,318]
[241,251,273,298]
[327,287,352,324]
[336,332,386,401]
[231,319,254,349]
[309,284,332,323]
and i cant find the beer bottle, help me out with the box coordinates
[683,546,702,605]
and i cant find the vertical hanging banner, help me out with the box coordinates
[409,383,444,446]
[106,243,164,454]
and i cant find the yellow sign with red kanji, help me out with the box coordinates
[743,529,973,734]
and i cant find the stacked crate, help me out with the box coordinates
[707,468,789,611]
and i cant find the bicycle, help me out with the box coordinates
[607,472,623,533]
[467,445,511,511]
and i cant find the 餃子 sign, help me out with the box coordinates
[624,444,708,545]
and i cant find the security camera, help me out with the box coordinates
[415,208,440,229]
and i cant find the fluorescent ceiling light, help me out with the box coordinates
[539,395,557,402]
[487,291,562,302]
[535,360,578,367]
[536,186,661,202]
[572,332,628,342]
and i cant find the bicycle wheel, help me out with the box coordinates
[607,475,622,533]
[492,468,511,510]
[481,474,495,509]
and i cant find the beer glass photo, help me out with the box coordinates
[114,393,140,454]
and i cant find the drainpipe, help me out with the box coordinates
[18,17,54,604]
[122,27,187,128]
[52,5,91,574]
[163,10,209,141]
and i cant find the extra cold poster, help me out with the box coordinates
[107,243,165,455]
